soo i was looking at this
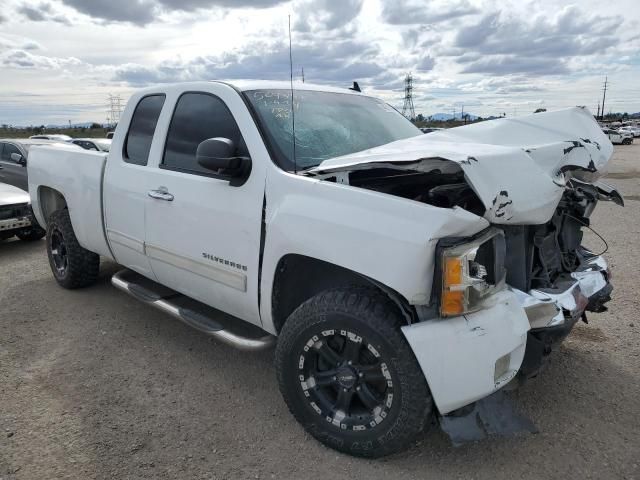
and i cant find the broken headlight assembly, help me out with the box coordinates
[437,228,506,317]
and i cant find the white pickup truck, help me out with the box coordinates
[28,81,622,457]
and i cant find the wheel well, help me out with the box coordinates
[38,186,67,227]
[271,254,414,333]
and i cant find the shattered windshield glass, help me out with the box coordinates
[245,89,421,171]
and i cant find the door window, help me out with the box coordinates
[124,94,165,166]
[162,92,247,175]
[1,143,22,163]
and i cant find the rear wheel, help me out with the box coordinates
[46,209,99,289]
[275,287,433,458]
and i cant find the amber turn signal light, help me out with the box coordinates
[441,257,465,316]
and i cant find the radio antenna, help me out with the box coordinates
[288,14,297,173]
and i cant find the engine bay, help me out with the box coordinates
[328,166,487,217]
[319,166,616,295]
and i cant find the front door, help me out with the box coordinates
[0,142,28,191]
[143,85,265,325]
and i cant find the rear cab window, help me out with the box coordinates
[124,94,166,166]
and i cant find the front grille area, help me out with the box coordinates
[502,185,596,292]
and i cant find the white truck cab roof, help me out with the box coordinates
[133,80,367,97]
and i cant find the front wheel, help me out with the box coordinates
[275,287,433,458]
[46,209,100,289]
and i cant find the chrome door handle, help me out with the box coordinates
[148,188,174,201]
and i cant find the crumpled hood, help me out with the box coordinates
[0,182,30,207]
[309,107,613,224]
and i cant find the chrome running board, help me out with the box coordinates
[111,269,275,351]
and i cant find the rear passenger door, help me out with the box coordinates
[143,85,266,325]
[103,94,166,279]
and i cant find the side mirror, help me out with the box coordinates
[196,137,251,185]
[11,152,25,165]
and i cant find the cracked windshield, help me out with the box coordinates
[246,89,421,171]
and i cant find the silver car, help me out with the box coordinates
[70,138,112,152]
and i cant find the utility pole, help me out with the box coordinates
[600,77,608,121]
[301,67,305,83]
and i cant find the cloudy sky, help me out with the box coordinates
[1,0,639,125]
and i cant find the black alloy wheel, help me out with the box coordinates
[298,329,394,431]
[46,209,99,289]
[49,228,69,276]
[276,287,433,458]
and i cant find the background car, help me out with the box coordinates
[0,139,80,191]
[0,182,45,241]
[617,129,634,144]
[618,126,640,138]
[70,138,111,152]
[602,128,633,145]
[29,134,73,141]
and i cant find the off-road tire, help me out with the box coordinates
[275,286,433,458]
[46,209,99,289]
[16,225,46,241]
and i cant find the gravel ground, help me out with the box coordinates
[1,144,639,480]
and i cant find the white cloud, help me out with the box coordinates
[0,49,82,69]
[0,0,639,124]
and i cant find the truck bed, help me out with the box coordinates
[28,145,113,259]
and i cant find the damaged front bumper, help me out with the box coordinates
[513,251,611,379]
[401,251,611,415]
[0,214,32,232]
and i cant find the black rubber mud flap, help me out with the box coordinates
[439,390,538,446]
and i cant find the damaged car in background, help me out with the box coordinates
[0,182,45,242]
[26,81,621,457]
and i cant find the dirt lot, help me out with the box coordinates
[1,144,639,480]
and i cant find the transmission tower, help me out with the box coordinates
[107,94,123,127]
[401,73,416,120]
[600,76,608,121]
